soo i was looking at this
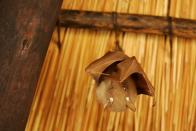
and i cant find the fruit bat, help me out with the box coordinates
[85,51,154,112]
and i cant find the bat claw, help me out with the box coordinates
[104,103,108,109]
[127,104,136,112]
[126,100,136,112]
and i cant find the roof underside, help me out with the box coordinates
[26,0,196,131]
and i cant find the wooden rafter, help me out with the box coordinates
[60,10,196,38]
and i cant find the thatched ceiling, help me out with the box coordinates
[26,0,196,131]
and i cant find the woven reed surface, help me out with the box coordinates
[26,0,196,131]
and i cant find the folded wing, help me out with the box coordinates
[117,56,154,96]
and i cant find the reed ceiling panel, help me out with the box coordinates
[26,0,196,131]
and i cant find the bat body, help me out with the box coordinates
[96,72,137,112]
[86,51,154,112]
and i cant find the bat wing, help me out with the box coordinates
[117,56,154,96]
[85,51,127,83]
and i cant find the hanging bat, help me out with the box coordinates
[85,51,154,112]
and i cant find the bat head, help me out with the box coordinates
[96,77,137,112]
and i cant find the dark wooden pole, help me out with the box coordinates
[60,10,196,38]
[0,0,62,130]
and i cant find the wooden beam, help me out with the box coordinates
[59,10,196,38]
[0,0,62,130]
